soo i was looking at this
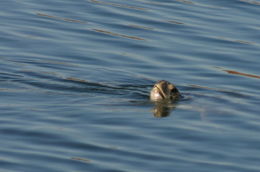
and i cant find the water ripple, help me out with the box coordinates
[89,0,148,11]
[1,0,260,171]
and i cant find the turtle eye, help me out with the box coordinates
[171,87,178,93]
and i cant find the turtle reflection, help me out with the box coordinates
[152,101,178,118]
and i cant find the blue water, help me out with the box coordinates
[1,0,260,171]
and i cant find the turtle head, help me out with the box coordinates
[150,80,180,101]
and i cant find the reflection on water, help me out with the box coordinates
[167,20,184,25]
[71,157,91,163]
[127,24,154,31]
[37,12,145,41]
[1,0,260,171]
[240,0,260,5]
[89,0,148,11]
[222,69,260,79]
[93,29,145,40]
[152,101,177,118]
[37,13,87,24]
[175,0,195,5]
[215,36,255,45]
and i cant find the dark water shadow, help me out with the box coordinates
[17,70,151,99]
[9,70,254,119]
[9,70,183,118]
[0,72,24,81]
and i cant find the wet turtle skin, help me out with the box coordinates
[150,80,180,101]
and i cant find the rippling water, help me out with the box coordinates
[1,0,260,171]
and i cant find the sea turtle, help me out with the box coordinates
[150,80,180,101]
[150,80,181,117]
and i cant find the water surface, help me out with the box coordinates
[1,0,260,171]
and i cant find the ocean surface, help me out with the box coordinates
[1,0,260,171]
